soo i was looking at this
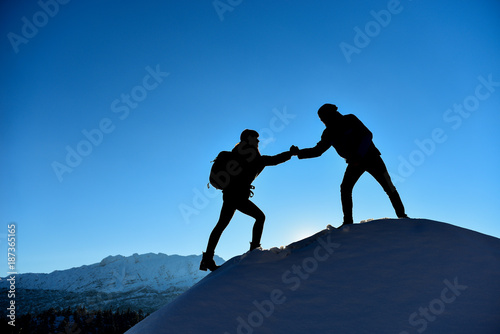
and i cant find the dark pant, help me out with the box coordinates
[205,191,265,254]
[340,155,406,223]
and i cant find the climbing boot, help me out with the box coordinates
[199,252,220,271]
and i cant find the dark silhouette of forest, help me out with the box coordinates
[0,306,148,334]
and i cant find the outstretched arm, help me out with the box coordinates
[260,150,293,166]
[296,140,330,159]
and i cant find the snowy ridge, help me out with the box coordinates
[126,219,500,334]
[0,253,224,315]
[6,253,221,293]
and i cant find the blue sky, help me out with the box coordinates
[1,0,499,274]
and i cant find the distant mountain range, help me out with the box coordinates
[0,253,224,315]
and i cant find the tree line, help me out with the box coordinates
[0,305,148,334]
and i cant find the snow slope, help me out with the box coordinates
[126,219,500,334]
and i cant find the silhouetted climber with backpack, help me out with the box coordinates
[291,104,408,228]
[200,129,295,271]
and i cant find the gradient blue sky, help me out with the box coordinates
[1,0,499,274]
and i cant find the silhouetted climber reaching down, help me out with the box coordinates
[291,104,407,228]
[200,129,295,271]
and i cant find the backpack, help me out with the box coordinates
[208,151,243,190]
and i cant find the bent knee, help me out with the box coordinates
[256,212,265,223]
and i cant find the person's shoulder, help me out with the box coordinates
[320,126,335,141]
[343,114,363,125]
[343,114,359,120]
[321,126,331,136]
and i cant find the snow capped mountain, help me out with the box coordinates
[126,219,500,334]
[12,253,215,293]
[0,253,224,315]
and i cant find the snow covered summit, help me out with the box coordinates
[126,219,500,334]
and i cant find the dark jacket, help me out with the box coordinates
[298,114,380,163]
[224,143,291,196]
